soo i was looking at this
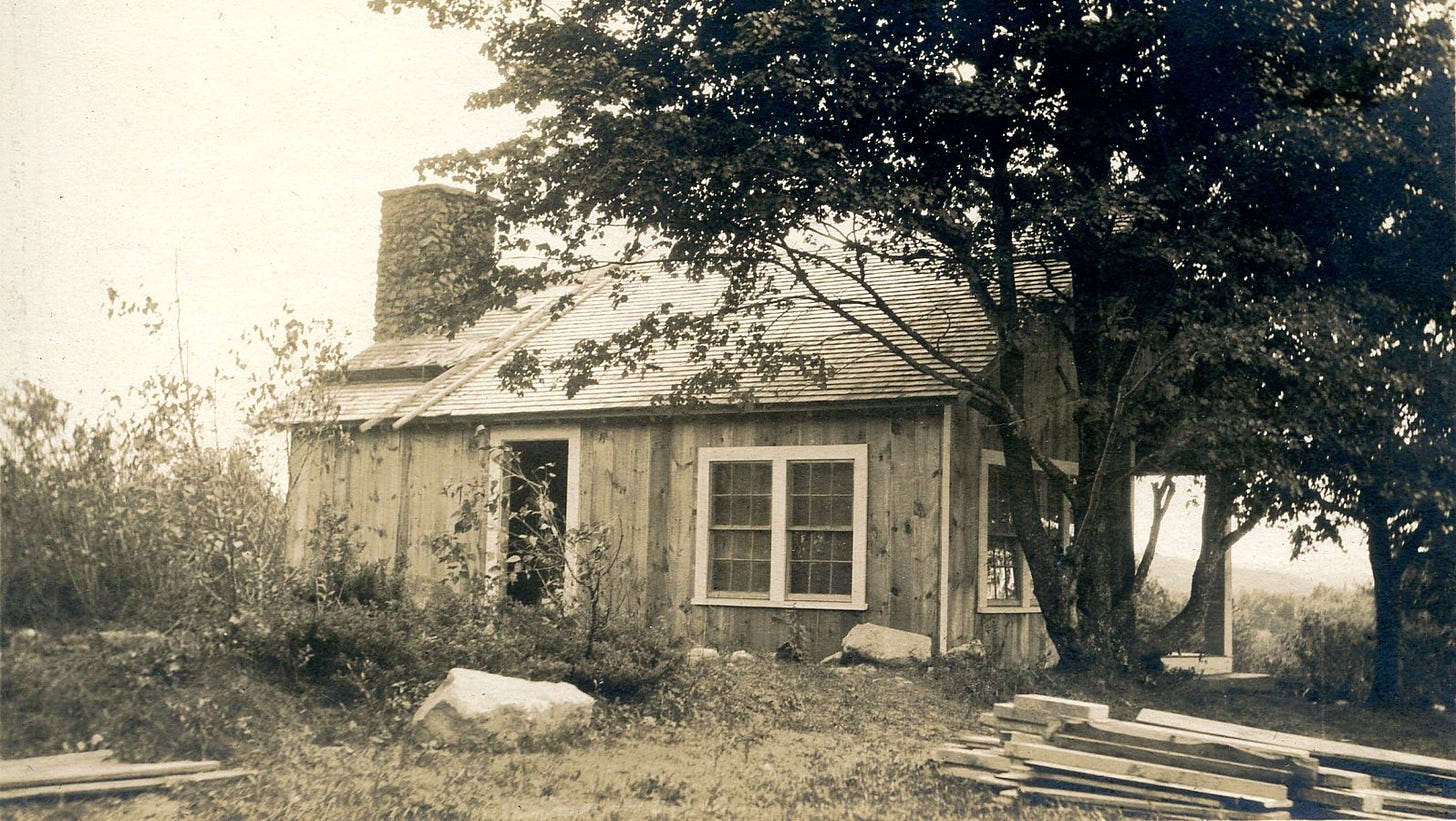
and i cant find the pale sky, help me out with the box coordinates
[0,1,1371,591]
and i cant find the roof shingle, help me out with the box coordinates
[329,256,1067,426]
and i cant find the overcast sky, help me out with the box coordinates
[2,1,505,430]
[1,1,1371,590]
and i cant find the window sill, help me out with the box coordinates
[693,596,868,611]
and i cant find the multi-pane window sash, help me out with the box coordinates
[694,445,868,611]
[979,451,1074,612]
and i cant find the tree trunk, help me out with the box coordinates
[1367,517,1402,707]
[1151,471,1237,654]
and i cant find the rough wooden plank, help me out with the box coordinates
[982,713,1059,738]
[1013,694,1110,720]
[0,768,253,802]
[1135,708,1456,779]
[1367,787,1456,814]
[1016,783,1288,819]
[1019,758,1295,812]
[1316,767,1374,790]
[930,745,1018,772]
[1004,741,1292,803]
[1027,771,1228,809]
[1057,718,1319,784]
[994,702,1076,726]
[1049,732,1296,785]
[950,732,1004,748]
[1292,785,1383,812]
[1068,718,1315,764]
[0,750,115,778]
[0,760,219,791]
[935,766,1026,789]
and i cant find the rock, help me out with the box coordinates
[820,651,844,666]
[412,668,594,745]
[942,640,986,662]
[685,647,720,664]
[7,628,41,649]
[728,650,754,663]
[841,623,932,666]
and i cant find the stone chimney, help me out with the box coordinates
[373,184,496,341]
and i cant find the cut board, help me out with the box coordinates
[1135,709,1456,778]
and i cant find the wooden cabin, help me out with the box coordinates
[286,185,1081,663]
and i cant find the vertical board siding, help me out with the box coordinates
[952,330,1075,664]
[285,427,482,588]
[944,403,979,649]
[401,426,480,584]
[287,340,1075,668]
[576,407,943,660]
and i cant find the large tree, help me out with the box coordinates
[374,0,1449,670]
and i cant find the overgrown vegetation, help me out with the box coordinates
[0,380,287,630]
[1235,586,1456,708]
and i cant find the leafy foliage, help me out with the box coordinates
[0,381,289,629]
[1235,586,1456,707]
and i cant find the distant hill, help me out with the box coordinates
[1146,553,1369,598]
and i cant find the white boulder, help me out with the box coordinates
[841,623,932,666]
[685,647,721,664]
[412,668,594,745]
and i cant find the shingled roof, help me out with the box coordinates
[333,256,1068,428]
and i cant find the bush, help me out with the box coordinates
[928,652,1057,707]
[1284,606,1375,702]
[1400,613,1456,707]
[1,381,289,630]
[1136,578,1187,641]
[301,500,405,607]
[232,595,683,709]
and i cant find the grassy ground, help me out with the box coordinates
[3,639,1454,819]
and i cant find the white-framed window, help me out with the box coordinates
[693,444,869,611]
[978,449,1075,613]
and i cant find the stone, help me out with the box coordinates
[685,647,721,663]
[412,668,594,746]
[841,623,932,666]
[942,640,986,662]
[728,650,754,663]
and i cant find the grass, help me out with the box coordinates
[3,636,1454,819]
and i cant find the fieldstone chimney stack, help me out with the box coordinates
[373,184,496,341]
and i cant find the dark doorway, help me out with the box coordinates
[504,439,569,605]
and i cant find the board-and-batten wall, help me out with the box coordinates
[576,408,944,660]
[286,373,1071,662]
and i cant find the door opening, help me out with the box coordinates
[503,439,569,605]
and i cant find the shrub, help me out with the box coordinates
[231,601,422,704]
[1400,613,1456,707]
[1283,606,1375,701]
[233,594,684,709]
[928,652,1057,707]
[1135,578,1187,642]
[302,499,405,607]
[1,381,289,630]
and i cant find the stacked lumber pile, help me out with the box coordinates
[931,694,1456,819]
[0,750,253,803]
